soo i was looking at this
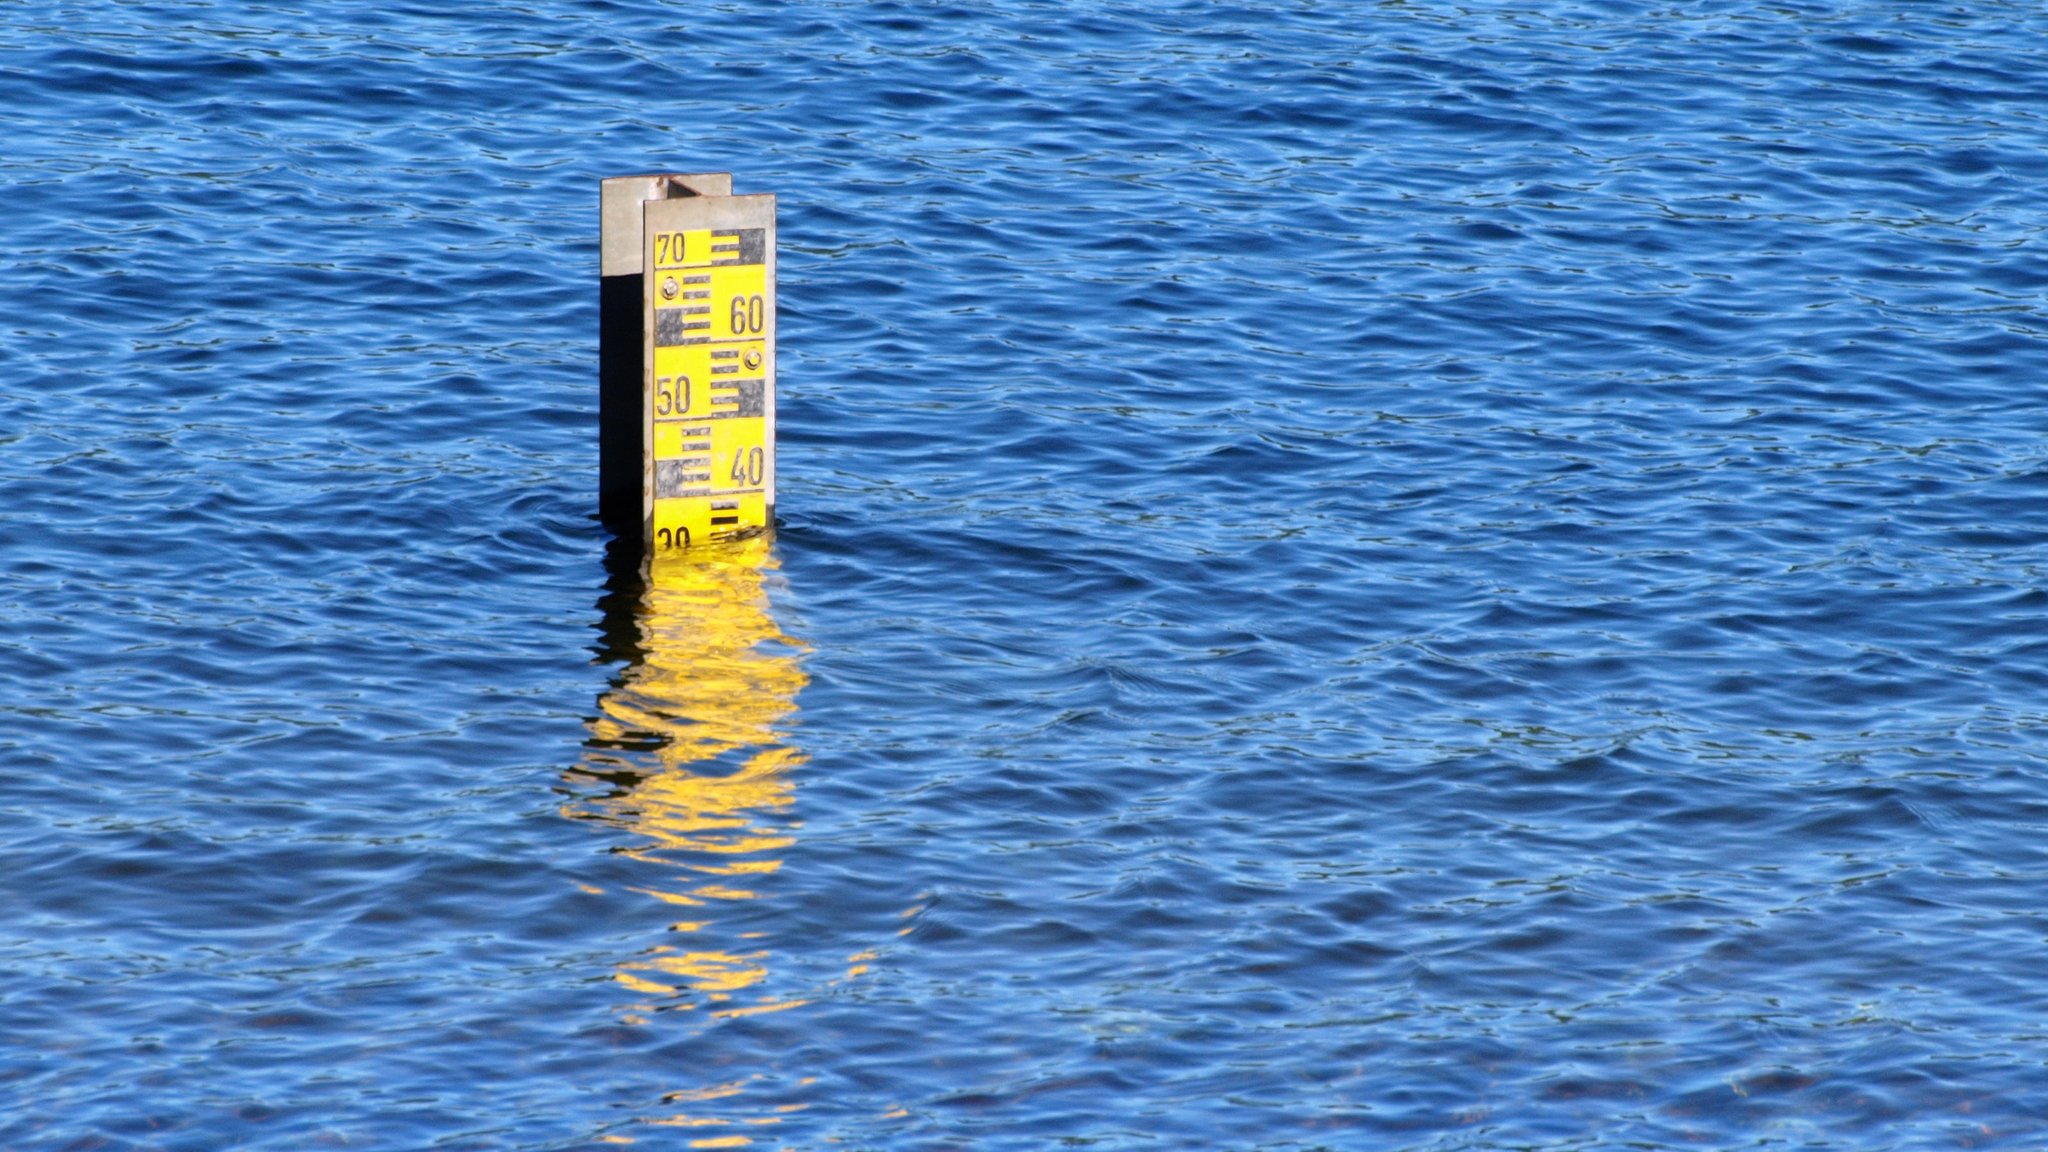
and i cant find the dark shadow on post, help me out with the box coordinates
[598,272,645,541]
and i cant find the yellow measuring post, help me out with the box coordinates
[599,174,775,552]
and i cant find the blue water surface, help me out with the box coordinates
[4,1,2048,1148]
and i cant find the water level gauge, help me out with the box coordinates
[600,174,776,551]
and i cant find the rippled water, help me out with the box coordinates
[5,1,2048,1148]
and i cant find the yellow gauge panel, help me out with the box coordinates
[642,193,776,551]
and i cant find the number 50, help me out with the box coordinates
[655,374,690,415]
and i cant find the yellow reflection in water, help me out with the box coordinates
[573,536,810,1144]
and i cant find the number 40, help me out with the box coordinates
[730,446,764,486]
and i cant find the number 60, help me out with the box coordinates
[729,294,765,335]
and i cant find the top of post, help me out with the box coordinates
[600,173,735,277]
